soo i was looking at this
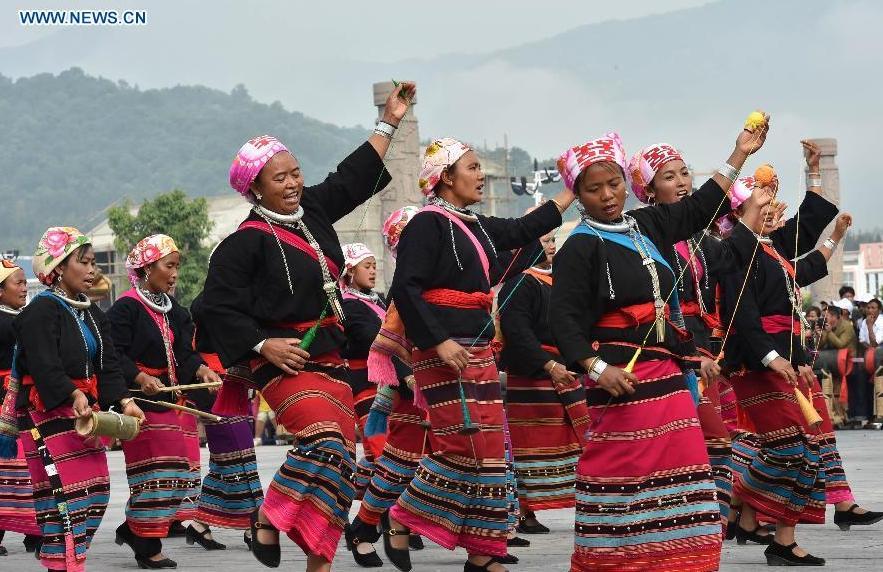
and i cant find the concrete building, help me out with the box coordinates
[842,242,883,301]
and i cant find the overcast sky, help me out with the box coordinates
[1,0,717,56]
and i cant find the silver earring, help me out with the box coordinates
[256,193,263,201]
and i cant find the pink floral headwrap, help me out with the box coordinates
[716,176,755,237]
[557,132,629,192]
[343,242,375,272]
[229,135,292,201]
[382,206,419,258]
[418,138,471,196]
[628,143,685,204]
[33,227,91,286]
[125,234,179,287]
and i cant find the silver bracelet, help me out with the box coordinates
[373,120,397,139]
[823,238,836,250]
[717,162,740,182]
[807,177,823,188]
[588,358,608,381]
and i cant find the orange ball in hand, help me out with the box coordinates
[754,164,776,187]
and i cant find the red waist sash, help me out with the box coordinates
[760,314,801,336]
[595,301,670,329]
[680,300,722,330]
[423,288,493,311]
[270,316,341,332]
[200,352,226,375]
[540,344,561,356]
[348,358,368,370]
[22,374,97,412]
[0,368,10,390]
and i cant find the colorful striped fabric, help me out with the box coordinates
[697,379,733,532]
[0,437,40,535]
[810,377,854,504]
[353,385,384,500]
[20,406,110,572]
[506,374,589,512]
[729,370,826,526]
[716,377,739,435]
[196,415,264,529]
[573,359,721,572]
[260,357,356,563]
[121,409,201,537]
[502,414,520,532]
[357,393,428,526]
[390,346,509,558]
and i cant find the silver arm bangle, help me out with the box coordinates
[589,359,608,381]
[717,162,740,182]
[373,120,397,139]
[823,238,836,250]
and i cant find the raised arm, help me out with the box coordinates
[479,200,564,252]
[312,83,414,222]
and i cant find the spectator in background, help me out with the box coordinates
[820,300,829,314]
[860,298,883,348]
[805,306,823,351]
[821,301,857,352]
[839,286,856,301]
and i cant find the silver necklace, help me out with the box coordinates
[50,285,91,310]
[0,304,20,316]
[49,289,103,377]
[428,196,498,270]
[344,287,382,305]
[136,287,172,314]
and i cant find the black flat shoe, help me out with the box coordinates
[115,522,138,554]
[344,523,383,568]
[380,512,411,572]
[167,521,187,538]
[244,532,252,551]
[496,553,519,564]
[23,534,41,553]
[135,555,178,569]
[726,520,738,541]
[408,534,424,550]
[736,524,773,545]
[249,510,280,568]
[507,536,530,547]
[764,541,825,566]
[515,516,550,534]
[185,524,226,550]
[351,516,382,544]
[0,545,7,556]
[833,504,883,530]
[464,558,505,571]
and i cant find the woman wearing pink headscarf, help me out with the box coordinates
[550,119,770,571]
[383,138,576,572]
[108,234,224,569]
[201,83,414,572]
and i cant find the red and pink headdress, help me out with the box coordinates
[229,135,291,201]
[628,143,684,204]
[557,132,629,192]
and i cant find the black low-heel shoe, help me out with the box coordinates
[408,534,424,550]
[23,534,41,553]
[135,554,178,569]
[115,522,138,554]
[833,504,883,531]
[380,512,411,572]
[345,523,383,568]
[736,525,773,545]
[726,520,738,541]
[185,524,227,550]
[764,541,825,566]
[496,553,519,564]
[167,521,187,537]
[350,516,382,544]
[464,558,502,571]
[249,510,280,568]
[244,531,252,551]
[507,536,530,547]
[515,515,550,534]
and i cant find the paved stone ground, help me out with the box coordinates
[3,430,882,570]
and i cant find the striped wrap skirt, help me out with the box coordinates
[390,345,509,557]
[0,436,40,536]
[573,359,721,572]
[259,354,356,563]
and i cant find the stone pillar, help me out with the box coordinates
[807,138,841,304]
[333,81,420,293]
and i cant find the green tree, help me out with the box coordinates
[108,190,213,305]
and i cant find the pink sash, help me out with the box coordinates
[675,240,704,283]
[422,205,490,282]
[120,288,178,383]
[239,220,341,278]
[342,291,387,321]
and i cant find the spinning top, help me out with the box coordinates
[744,111,766,131]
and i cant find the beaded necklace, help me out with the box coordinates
[427,195,497,271]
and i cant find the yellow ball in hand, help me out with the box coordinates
[745,111,766,131]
